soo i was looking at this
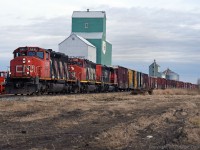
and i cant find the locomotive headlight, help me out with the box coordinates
[27,72,29,74]
[23,58,26,64]
[28,60,30,63]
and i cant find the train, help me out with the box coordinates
[0,71,8,94]
[5,46,198,95]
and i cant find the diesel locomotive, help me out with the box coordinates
[0,71,7,94]
[6,46,198,95]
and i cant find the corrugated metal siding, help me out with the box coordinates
[128,69,133,89]
[137,72,142,88]
[73,32,103,39]
[104,41,112,66]
[59,34,96,63]
[72,11,106,18]
[142,73,149,89]
[72,18,104,33]
[76,34,95,47]
[133,71,137,89]
[116,66,128,89]
[87,46,96,63]
[87,39,101,64]
[71,10,111,66]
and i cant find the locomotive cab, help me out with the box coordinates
[7,47,51,95]
[68,58,85,81]
[0,71,7,94]
[68,58,96,93]
[68,58,96,82]
[11,47,50,78]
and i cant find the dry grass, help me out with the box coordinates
[0,91,200,149]
[189,117,200,127]
[96,123,137,149]
[153,89,200,95]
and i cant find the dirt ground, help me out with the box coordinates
[0,89,200,150]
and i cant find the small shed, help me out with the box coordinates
[59,33,96,63]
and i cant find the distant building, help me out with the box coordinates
[163,68,179,81]
[59,33,96,63]
[149,60,164,78]
[149,60,179,81]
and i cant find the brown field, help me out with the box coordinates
[0,89,200,150]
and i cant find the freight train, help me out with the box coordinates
[6,46,198,95]
[0,71,8,94]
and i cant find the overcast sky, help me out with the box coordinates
[0,0,200,83]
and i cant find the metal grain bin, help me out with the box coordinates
[163,68,179,81]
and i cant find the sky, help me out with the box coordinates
[0,0,199,83]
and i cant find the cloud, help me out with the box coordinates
[0,5,199,83]
[0,16,71,71]
[104,7,200,65]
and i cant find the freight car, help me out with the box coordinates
[5,46,198,95]
[0,71,7,94]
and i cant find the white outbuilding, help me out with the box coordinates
[59,33,96,63]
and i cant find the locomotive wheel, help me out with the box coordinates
[74,86,80,93]
[86,86,89,93]
[36,91,41,96]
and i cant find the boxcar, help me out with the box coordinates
[128,69,134,90]
[113,66,128,90]
[142,73,149,89]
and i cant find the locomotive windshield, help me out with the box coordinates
[14,50,44,59]
[28,51,36,56]
[36,52,44,59]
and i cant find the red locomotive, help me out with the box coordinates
[68,58,117,93]
[6,47,69,95]
[68,58,96,93]
[0,71,7,94]
[6,46,198,95]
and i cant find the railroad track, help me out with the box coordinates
[0,91,131,99]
